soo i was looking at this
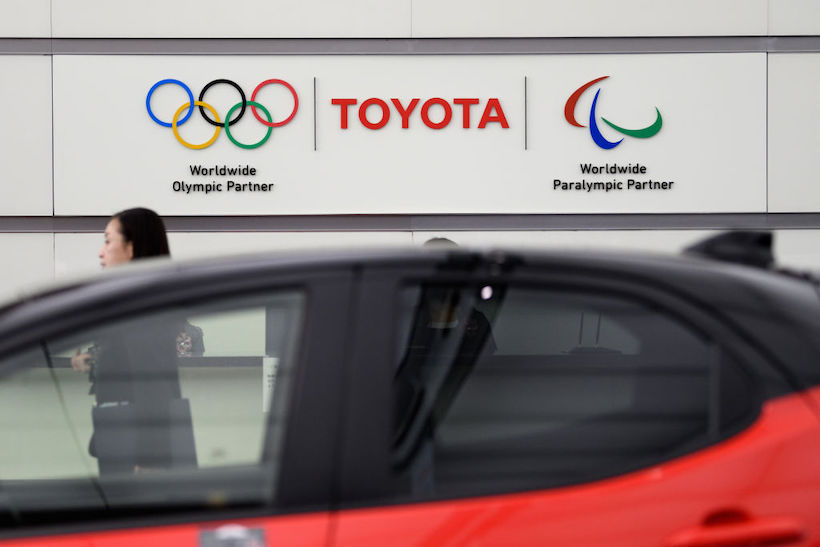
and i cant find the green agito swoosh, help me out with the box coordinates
[602,107,663,138]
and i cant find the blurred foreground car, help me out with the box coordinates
[0,232,820,546]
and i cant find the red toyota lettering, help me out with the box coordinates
[331,97,510,130]
[478,98,509,129]
[331,98,357,129]
[453,98,480,129]
[420,98,452,130]
[359,98,390,130]
[391,98,420,129]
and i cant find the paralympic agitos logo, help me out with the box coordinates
[564,76,662,150]
[145,78,299,150]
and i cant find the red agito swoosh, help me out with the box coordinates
[564,75,609,127]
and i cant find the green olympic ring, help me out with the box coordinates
[224,100,273,150]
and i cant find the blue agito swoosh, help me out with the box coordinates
[589,90,623,150]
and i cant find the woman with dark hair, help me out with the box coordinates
[74,207,197,475]
[98,207,170,267]
[92,207,203,356]
[73,207,171,371]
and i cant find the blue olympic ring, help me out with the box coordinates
[146,79,195,128]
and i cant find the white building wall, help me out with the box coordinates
[0,56,52,215]
[768,53,820,212]
[412,0,769,38]
[0,2,819,299]
[4,1,820,39]
[0,234,54,303]
[0,0,50,37]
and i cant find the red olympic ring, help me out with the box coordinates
[251,79,299,127]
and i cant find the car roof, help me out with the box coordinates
[0,243,813,316]
[2,244,820,388]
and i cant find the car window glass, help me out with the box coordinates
[0,349,95,480]
[391,283,755,499]
[0,289,304,519]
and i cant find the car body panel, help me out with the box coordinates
[331,387,820,547]
[6,389,819,546]
[0,513,330,547]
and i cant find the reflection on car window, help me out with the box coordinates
[392,283,756,499]
[0,290,304,518]
[393,285,496,454]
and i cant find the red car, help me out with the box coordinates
[0,232,819,546]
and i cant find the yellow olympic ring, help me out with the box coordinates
[172,101,221,150]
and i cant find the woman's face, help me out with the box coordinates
[99,218,133,268]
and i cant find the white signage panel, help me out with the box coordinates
[53,53,766,215]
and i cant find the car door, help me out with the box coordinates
[332,257,820,546]
[0,265,354,546]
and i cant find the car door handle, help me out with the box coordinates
[666,510,805,547]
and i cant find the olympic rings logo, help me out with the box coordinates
[146,78,299,150]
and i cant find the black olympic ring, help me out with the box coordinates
[198,79,247,128]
